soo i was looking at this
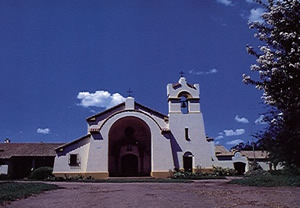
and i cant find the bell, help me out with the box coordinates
[181,101,186,108]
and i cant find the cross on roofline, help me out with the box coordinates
[127,89,133,97]
[179,70,185,77]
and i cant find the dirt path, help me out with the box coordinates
[3,179,300,208]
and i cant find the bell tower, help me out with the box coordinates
[167,76,213,171]
[167,76,201,114]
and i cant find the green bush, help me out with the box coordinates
[29,167,53,180]
[46,174,95,181]
[0,174,10,180]
[248,161,262,171]
[244,169,270,177]
[172,166,236,179]
[211,166,238,176]
[230,175,300,187]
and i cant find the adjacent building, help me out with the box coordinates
[0,142,63,178]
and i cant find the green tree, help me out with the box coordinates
[230,141,264,151]
[243,0,300,170]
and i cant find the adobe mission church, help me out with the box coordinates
[53,76,246,178]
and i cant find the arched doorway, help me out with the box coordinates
[108,116,151,177]
[183,152,193,172]
[234,162,246,175]
[121,154,138,176]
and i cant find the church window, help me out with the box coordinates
[127,144,132,151]
[69,154,80,166]
[185,128,190,141]
[125,127,134,151]
[234,152,241,158]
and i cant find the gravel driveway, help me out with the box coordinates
[3,179,300,208]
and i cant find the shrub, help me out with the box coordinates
[29,167,53,180]
[244,169,270,177]
[0,174,10,180]
[230,175,300,187]
[211,166,238,176]
[46,174,95,181]
[248,161,262,171]
[172,166,236,179]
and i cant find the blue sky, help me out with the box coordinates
[0,0,268,149]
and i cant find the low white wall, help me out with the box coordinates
[53,136,90,174]
[0,165,8,174]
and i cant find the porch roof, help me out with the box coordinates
[215,145,233,156]
[0,143,63,159]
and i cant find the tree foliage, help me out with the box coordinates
[244,0,300,169]
[230,141,264,151]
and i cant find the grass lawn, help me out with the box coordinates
[229,175,300,187]
[0,182,59,204]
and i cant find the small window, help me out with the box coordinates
[234,152,242,158]
[69,154,80,166]
[185,128,190,141]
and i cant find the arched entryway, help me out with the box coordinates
[183,152,193,172]
[108,116,151,177]
[234,162,246,175]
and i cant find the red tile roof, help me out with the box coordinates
[215,145,233,156]
[240,150,269,159]
[0,143,64,159]
[55,135,90,150]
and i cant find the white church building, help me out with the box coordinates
[53,77,268,178]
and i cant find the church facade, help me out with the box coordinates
[53,77,267,178]
[53,77,216,178]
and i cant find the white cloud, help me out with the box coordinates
[255,115,267,124]
[189,68,218,75]
[235,115,249,123]
[249,8,264,23]
[223,129,245,136]
[215,132,224,140]
[215,135,224,140]
[226,139,244,145]
[77,90,125,109]
[37,128,50,134]
[217,0,233,6]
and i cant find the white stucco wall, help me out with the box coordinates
[169,113,212,169]
[85,136,107,173]
[53,136,91,174]
[257,161,270,170]
[0,165,8,174]
[167,77,213,170]
[95,110,174,173]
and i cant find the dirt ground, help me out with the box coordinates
[2,179,300,208]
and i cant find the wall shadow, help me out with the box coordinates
[164,132,182,170]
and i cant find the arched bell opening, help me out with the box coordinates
[178,91,192,114]
[108,116,151,177]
